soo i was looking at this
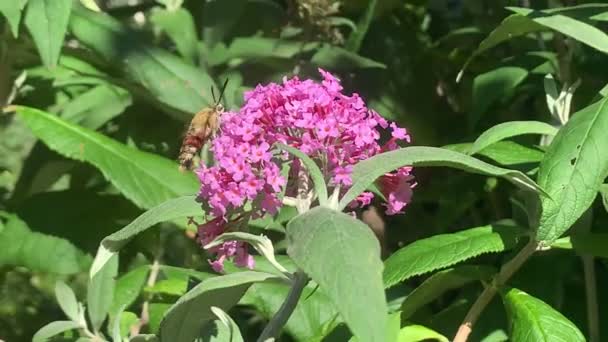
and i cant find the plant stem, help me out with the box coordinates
[453,240,537,342]
[582,255,600,342]
[130,260,161,337]
[257,271,309,342]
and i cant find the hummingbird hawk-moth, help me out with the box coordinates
[178,79,229,171]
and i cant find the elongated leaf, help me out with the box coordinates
[206,232,289,276]
[32,321,81,342]
[24,0,72,68]
[339,146,544,210]
[446,141,545,166]
[345,0,377,52]
[240,281,338,341]
[159,271,281,342]
[61,84,132,130]
[459,6,608,78]
[601,183,608,212]
[208,37,319,66]
[311,45,386,70]
[201,0,246,48]
[69,5,216,117]
[0,212,87,275]
[458,14,544,79]
[13,106,198,209]
[471,67,529,127]
[537,98,608,242]
[110,265,150,319]
[551,234,608,258]
[383,224,523,288]
[509,6,608,54]
[90,196,200,278]
[398,325,449,342]
[150,8,199,64]
[87,254,118,331]
[470,121,558,155]
[0,0,28,37]
[501,288,585,341]
[287,206,387,342]
[210,306,244,342]
[276,143,328,205]
[400,266,495,319]
[55,281,80,322]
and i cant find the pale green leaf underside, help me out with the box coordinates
[159,271,281,342]
[287,207,387,342]
[24,0,72,68]
[90,196,201,278]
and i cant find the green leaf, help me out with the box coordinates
[205,232,289,277]
[471,67,528,127]
[239,280,338,341]
[69,5,216,117]
[345,0,377,52]
[601,183,608,212]
[201,0,246,48]
[470,121,558,155]
[150,8,199,64]
[55,281,80,322]
[537,98,608,242]
[210,306,244,342]
[24,0,72,68]
[400,266,495,320]
[339,146,544,211]
[311,45,387,70]
[130,334,159,342]
[208,37,319,66]
[458,14,545,79]
[32,321,81,342]
[444,141,545,166]
[501,288,585,342]
[0,212,87,275]
[13,106,198,209]
[509,6,608,55]
[159,271,281,342]
[459,6,608,78]
[383,224,523,288]
[87,253,118,331]
[0,0,28,37]
[287,206,387,342]
[276,143,328,205]
[110,265,150,319]
[60,84,132,130]
[146,278,187,296]
[90,196,200,278]
[551,234,608,258]
[398,325,449,342]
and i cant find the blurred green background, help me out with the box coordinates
[2,0,608,341]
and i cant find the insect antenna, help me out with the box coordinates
[211,85,217,104]
[216,79,229,106]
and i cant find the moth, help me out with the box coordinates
[178,79,229,171]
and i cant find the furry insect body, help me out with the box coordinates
[178,79,228,171]
[178,105,223,171]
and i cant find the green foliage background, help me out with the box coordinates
[2,0,608,341]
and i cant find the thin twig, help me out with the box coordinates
[130,260,161,337]
[583,256,600,341]
[453,240,537,342]
[257,271,309,342]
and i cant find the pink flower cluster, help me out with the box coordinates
[194,69,414,272]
